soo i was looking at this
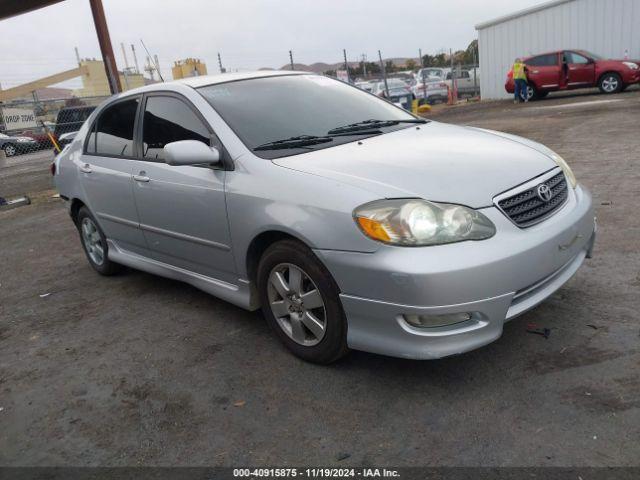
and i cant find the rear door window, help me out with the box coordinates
[527,54,558,67]
[93,98,139,157]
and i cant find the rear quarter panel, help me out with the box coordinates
[53,111,97,206]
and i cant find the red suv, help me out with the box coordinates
[505,50,640,100]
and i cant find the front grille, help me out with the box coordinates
[497,172,568,227]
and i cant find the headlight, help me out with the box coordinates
[623,62,639,70]
[549,152,577,188]
[354,199,496,246]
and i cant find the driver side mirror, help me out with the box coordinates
[163,140,220,166]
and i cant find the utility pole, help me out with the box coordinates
[74,47,81,65]
[473,47,478,96]
[343,49,350,83]
[378,50,389,98]
[449,48,457,103]
[289,50,294,71]
[419,48,426,100]
[217,53,225,73]
[361,54,367,78]
[88,0,121,94]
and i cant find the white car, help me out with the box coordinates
[355,81,374,93]
[412,76,449,104]
[371,78,411,97]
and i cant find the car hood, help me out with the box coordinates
[272,121,558,208]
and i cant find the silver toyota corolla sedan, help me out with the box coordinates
[53,71,596,363]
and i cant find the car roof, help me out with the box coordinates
[115,70,309,98]
[522,51,562,60]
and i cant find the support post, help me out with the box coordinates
[343,49,350,83]
[88,0,121,94]
[378,50,389,98]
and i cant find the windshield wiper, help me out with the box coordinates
[253,135,333,151]
[327,118,427,135]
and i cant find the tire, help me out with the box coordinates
[2,144,16,157]
[77,206,121,276]
[525,84,538,101]
[257,239,349,364]
[598,72,622,94]
[537,91,549,99]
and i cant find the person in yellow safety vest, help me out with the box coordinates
[513,58,529,103]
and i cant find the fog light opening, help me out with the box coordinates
[403,312,473,329]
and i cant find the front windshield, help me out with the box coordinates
[198,74,418,159]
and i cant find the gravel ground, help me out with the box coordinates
[1,89,639,467]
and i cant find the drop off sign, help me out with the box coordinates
[2,107,37,131]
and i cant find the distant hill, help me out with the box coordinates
[274,57,419,73]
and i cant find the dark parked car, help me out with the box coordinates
[0,132,38,157]
[505,50,640,100]
[53,106,96,140]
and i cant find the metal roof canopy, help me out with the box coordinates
[475,0,575,30]
[0,0,65,20]
[0,0,121,94]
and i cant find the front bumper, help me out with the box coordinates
[315,185,595,359]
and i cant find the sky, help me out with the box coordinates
[0,0,545,89]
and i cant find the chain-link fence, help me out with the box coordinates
[0,95,108,158]
[340,62,480,106]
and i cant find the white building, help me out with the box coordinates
[476,0,640,99]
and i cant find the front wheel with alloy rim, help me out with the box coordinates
[598,72,622,94]
[3,144,17,157]
[525,85,537,101]
[77,206,122,275]
[257,239,349,363]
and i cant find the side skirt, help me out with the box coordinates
[107,239,259,311]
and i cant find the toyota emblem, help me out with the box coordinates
[537,183,552,202]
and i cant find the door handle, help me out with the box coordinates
[531,70,539,74]
[80,163,92,173]
[133,172,150,182]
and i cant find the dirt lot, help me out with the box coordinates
[1,89,639,467]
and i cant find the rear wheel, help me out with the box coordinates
[2,144,16,157]
[257,239,349,364]
[598,72,622,94]
[77,207,121,275]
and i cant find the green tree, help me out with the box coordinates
[384,60,396,73]
[405,59,417,71]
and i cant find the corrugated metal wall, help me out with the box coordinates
[477,0,640,99]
